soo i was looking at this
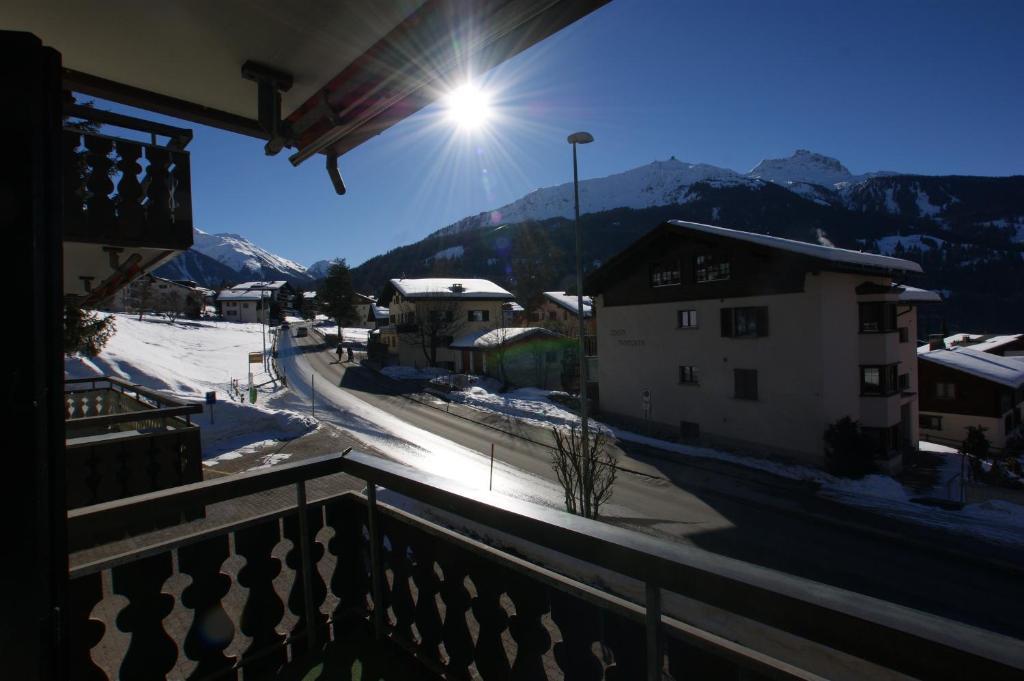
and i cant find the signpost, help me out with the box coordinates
[248,351,262,404]
[489,443,495,491]
[205,391,216,424]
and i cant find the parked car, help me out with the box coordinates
[295,326,308,337]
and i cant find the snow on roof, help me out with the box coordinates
[918,333,1023,355]
[370,305,390,320]
[302,291,317,298]
[450,326,558,349]
[919,347,1024,388]
[231,280,287,291]
[543,291,593,317]
[355,292,377,303]
[504,301,525,312]
[390,278,513,300]
[665,220,923,273]
[897,285,942,303]
[217,290,265,301]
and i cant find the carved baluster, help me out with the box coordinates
[549,589,604,681]
[62,130,87,237]
[325,498,370,630]
[436,545,475,678]
[410,538,444,666]
[178,535,236,680]
[506,576,551,681]
[84,133,115,228]
[235,520,287,677]
[383,518,416,645]
[68,572,108,681]
[170,149,193,224]
[282,506,327,653]
[602,610,646,681]
[144,146,172,229]
[112,552,177,680]
[469,558,510,681]
[115,140,144,237]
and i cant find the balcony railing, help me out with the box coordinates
[65,377,203,513]
[62,104,193,251]
[66,451,1023,680]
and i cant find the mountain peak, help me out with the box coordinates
[748,149,853,187]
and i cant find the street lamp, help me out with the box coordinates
[568,131,594,474]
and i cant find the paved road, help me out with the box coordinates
[278,326,1024,639]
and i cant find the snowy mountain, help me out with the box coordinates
[153,248,239,286]
[307,258,342,280]
[191,228,314,286]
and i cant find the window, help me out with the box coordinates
[935,382,956,400]
[680,421,700,439]
[243,303,250,309]
[677,309,698,329]
[861,364,898,396]
[734,369,758,400]
[468,309,490,322]
[695,254,730,283]
[859,302,897,333]
[678,365,699,384]
[919,414,942,430]
[650,260,681,287]
[898,373,910,392]
[898,327,909,343]
[548,310,557,321]
[721,307,768,338]
[429,310,454,323]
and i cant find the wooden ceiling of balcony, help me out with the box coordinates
[4,0,608,164]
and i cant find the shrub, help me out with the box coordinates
[824,416,874,478]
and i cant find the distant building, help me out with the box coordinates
[217,289,269,323]
[104,274,204,318]
[918,336,1024,450]
[531,291,596,337]
[354,292,377,329]
[586,220,937,470]
[450,327,571,390]
[376,278,515,371]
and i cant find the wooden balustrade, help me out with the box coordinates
[62,115,192,250]
[66,452,1024,680]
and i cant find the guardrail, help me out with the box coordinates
[65,450,1024,680]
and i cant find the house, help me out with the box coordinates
[301,290,319,316]
[586,220,936,469]
[103,273,204,318]
[450,326,571,389]
[367,303,390,329]
[354,292,377,328]
[533,291,597,337]
[917,341,1024,450]
[503,300,527,326]
[217,289,269,323]
[377,278,514,370]
[920,333,1024,357]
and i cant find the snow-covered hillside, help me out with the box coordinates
[193,228,313,284]
[307,258,341,279]
[65,314,315,460]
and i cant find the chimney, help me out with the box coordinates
[928,333,945,351]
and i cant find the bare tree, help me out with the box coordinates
[401,299,465,367]
[551,424,616,519]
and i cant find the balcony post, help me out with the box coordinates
[646,581,661,681]
[295,480,320,650]
[366,484,386,640]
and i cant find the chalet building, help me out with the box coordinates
[921,333,1024,357]
[367,303,390,329]
[918,341,1024,450]
[354,292,378,329]
[377,278,514,371]
[229,280,295,308]
[216,289,268,323]
[450,326,570,389]
[586,220,938,469]
[103,273,204,317]
[503,300,527,326]
[532,291,596,335]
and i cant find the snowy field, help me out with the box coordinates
[65,314,316,462]
[441,379,1024,546]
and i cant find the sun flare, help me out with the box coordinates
[444,82,492,131]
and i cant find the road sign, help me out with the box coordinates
[248,351,263,364]
[205,391,216,405]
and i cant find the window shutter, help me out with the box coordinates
[757,307,769,337]
[483,310,489,322]
[720,308,733,337]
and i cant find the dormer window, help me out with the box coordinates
[650,260,680,287]
[695,254,730,283]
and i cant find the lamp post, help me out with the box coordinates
[568,131,593,491]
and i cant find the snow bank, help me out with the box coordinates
[65,313,316,459]
[381,365,451,381]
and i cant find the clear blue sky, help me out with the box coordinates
[102,0,1023,268]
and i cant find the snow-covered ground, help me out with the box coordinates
[440,379,1024,546]
[65,313,316,462]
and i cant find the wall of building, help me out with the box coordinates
[920,411,1009,450]
[390,297,507,369]
[221,300,266,323]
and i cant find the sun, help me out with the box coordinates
[444,82,492,131]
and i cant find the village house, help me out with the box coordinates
[376,278,514,370]
[216,289,268,323]
[103,273,205,318]
[533,291,596,334]
[917,335,1024,450]
[450,326,571,390]
[354,292,377,329]
[367,303,390,329]
[586,220,938,470]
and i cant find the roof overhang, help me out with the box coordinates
[6,0,608,165]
